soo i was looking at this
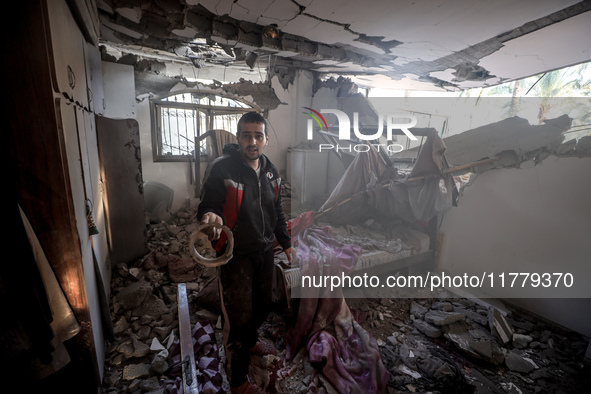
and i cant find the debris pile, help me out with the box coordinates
[100,207,589,394]
[353,294,589,393]
[100,205,342,394]
[101,207,228,394]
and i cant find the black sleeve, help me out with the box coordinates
[273,179,291,250]
[197,161,226,224]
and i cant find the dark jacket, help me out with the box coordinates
[197,144,291,256]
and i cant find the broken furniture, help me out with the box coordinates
[193,129,236,197]
[277,129,486,304]
[143,181,174,223]
[277,218,436,301]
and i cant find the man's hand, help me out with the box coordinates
[284,247,294,265]
[201,212,223,240]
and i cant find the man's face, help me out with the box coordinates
[237,122,268,163]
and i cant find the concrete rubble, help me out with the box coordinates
[101,207,226,394]
[362,295,589,393]
[100,205,589,393]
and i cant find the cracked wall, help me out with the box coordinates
[439,154,591,339]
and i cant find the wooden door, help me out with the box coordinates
[96,116,148,266]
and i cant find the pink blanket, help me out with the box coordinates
[286,226,389,393]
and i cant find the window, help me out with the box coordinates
[150,90,258,162]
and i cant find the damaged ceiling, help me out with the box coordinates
[96,0,591,91]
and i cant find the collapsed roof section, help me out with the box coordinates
[443,115,590,169]
[314,110,587,226]
[97,0,591,91]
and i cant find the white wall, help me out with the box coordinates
[439,156,591,337]
[268,70,315,173]
[102,62,136,119]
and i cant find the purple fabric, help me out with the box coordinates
[168,320,223,394]
[286,226,389,393]
[286,226,359,356]
[308,301,389,394]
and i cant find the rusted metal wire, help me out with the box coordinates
[189,223,234,267]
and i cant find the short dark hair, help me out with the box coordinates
[237,111,266,135]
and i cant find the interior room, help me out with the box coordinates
[4,1,591,393]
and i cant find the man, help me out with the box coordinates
[197,111,292,393]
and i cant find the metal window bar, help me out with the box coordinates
[159,107,200,156]
[175,108,181,155]
[165,107,173,154]
[153,95,258,160]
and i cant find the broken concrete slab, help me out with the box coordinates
[440,320,504,366]
[499,382,523,394]
[413,319,442,338]
[469,339,505,365]
[453,305,489,327]
[466,368,504,394]
[131,335,150,358]
[195,308,220,323]
[387,335,398,346]
[131,294,170,317]
[139,376,161,392]
[113,315,129,335]
[431,301,453,311]
[505,351,536,373]
[505,316,535,333]
[150,337,165,351]
[489,307,514,345]
[469,340,493,361]
[150,350,169,375]
[409,300,428,319]
[167,255,202,283]
[576,135,591,157]
[399,343,418,369]
[512,333,533,349]
[415,354,456,380]
[443,115,571,167]
[554,138,577,155]
[117,340,135,360]
[444,321,481,358]
[424,310,465,326]
[117,280,153,310]
[122,363,150,380]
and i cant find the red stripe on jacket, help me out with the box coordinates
[215,180,243,251]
